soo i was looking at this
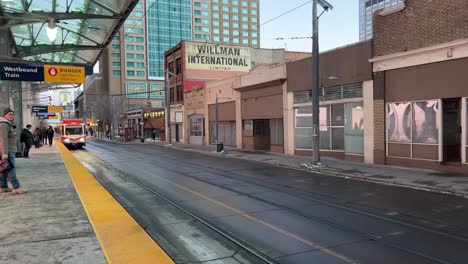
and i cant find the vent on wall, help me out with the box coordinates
[293,83,363,104]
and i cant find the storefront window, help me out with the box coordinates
[345,102,364,154]
[319,106,330,149]
[331,104,345,126]
[412,100,439,144]
[294,104,348,151]
[388,102,412,143]
[190,117,203,136]
[332,128,344,150]
[270,119,284,145]
[254,120,270,136]
[295,107,312,149]
[295,107,312,128]
[210,121,236,145]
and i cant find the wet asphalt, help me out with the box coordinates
[74,140,468,264]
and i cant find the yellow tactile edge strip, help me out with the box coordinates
[56,142,175,264]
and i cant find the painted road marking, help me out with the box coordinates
[57,142,174,264]
[120,158,356,264]
[167,178,356,263]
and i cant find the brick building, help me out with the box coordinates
[370,0,468,171]
[164,40,310,145]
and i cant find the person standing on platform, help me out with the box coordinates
[0,108,26,194]
[20,124,34,158]
[46,125,54,146]
[33,127,41,148]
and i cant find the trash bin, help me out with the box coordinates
[216,143,224,152]
[140,137,145,143]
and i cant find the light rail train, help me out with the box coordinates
[57,119,86,149]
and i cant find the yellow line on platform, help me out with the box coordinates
[56,142,175,264]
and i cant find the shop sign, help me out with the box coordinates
[185,42,251,72]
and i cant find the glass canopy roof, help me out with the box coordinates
[0,0,137,66]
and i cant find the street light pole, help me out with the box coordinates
[312,0,320,165]
[215,94,219,144]
[165,70,177,145]
[165,70,171,145]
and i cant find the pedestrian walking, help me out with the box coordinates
[20,124,34,158]
[0,108,26,194]
[33,127,41,148]
[152,129,156,141]
[41,126,48,145]
[46,125,54,146]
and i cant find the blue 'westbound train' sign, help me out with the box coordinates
[0,63,44,81]
[0,62,93,82]
[31,105,48,113]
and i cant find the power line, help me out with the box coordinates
[222,1,313,46]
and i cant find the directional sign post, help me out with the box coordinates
[36,112,56,117]
[32,105,48,113]
[0,63,87,84]
[0,63,44,81]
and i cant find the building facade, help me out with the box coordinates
[164,40,310,145]
[370,0,468,171]
[98,0,261,137]
[192,0,260,48]
[203,41,373,161]
[359,0,405,41]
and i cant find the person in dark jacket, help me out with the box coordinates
[46,125,54,146]
[0,108,25,194]
[20,124,34,158]
[33,127,41,148]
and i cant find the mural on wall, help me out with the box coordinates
[185,42,251,72]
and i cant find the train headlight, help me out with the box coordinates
[79,138,85,142]
[64,138,70,143]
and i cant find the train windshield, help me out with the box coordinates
[65,126,83,135]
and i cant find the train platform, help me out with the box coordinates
[0,143,174,264]
[102,137,468,199]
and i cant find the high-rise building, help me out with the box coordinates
[102,0,260,111]
[147,0,192,79]
[359,0,405,40]
[192,0,260,49]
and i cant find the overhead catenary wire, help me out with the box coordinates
[214,0,313,48]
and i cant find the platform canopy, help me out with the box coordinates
[0,0,138,66]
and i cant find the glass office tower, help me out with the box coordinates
[359,0,405,40]
[146,0,192,79]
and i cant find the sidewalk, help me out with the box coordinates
[0,145,106,264]
[98,137,468,199]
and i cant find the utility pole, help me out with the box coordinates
[312,0,320,165]
[311,0,333,166]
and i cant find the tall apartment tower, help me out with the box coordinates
[104,0,260,109]
[192,0,260,48]
[359,0,405,40]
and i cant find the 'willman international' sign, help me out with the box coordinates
[185,42,251,72]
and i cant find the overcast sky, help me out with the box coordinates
[259,0,359,52]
